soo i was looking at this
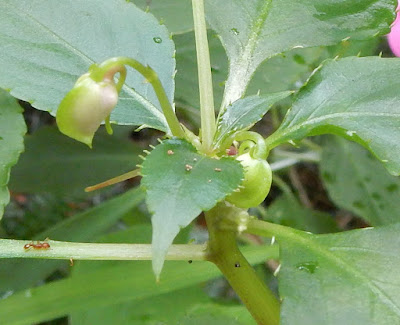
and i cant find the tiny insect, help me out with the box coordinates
[23,241,50,250]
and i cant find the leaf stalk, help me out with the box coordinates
[94,57,185,138]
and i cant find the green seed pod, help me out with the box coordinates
[226,152,272,209]
[56,73,118,148]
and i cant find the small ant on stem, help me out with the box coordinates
[23,241,51,250]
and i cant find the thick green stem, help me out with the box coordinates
[0,239,207,261]
[206,204,280,325]
[94,57,184,138]
[192,0,216,153]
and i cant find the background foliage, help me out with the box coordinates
[0,0,399,324]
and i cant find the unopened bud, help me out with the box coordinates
[56,73,118,148]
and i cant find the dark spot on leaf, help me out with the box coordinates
[293,54,306,65]
[188,260,193,264]
[140,314,151,321]
[352,200,364,209]
[296,262,319,274]
[153,37,162,43]
[366,152,375,160]
[386,184,398,192]
[230,28,239,35]
[322,171,335,184]
[234,263,241,268]
[371,193,381,200]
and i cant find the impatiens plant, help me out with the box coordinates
[1,0,400,324]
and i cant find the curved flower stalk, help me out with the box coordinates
[388,1,400,57]
[56,57,184,148]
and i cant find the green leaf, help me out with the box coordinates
[0,244,275,324]
[266,57,400,176]
[175,32,381,115]
[70,225,210,325]
[141,139,243,277]
[181,303,255,325]
[9,126,141,197]
[214,92,292,147]
[133,0,193,35]
[0,0,175,131]
[71,286,211,325]
[320,136,400,226]
[278,223,400,325]
[265,194,338,234]
[0,187,145,293]
[0,89,26,219]
[205,0,396,106]
[248,38,381,97]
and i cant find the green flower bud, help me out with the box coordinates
[56,73,118,148]
[226,152,272,209]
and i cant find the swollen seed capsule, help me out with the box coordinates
[226,153,272,209]
[56,74,118,148]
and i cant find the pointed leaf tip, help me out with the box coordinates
[142,139,243,276]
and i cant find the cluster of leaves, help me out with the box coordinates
[1,0,400,324]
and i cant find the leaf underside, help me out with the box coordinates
[133,0,193,35]
[0,0,175,131]
[205,0,396,105]
[141,139,243,277]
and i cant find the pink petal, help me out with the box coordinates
[388,2,400,57]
